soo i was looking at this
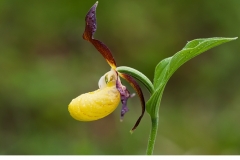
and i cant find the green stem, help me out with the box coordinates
[116,66,154,94]
[146,117,159,155]
[116,66,159,155]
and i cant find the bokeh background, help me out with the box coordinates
[1,0,240,155]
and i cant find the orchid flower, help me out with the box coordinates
[68,1,145,133]
[67,1,237,154]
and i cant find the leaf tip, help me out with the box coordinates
[225,37,238,41]
[225,37,238,42]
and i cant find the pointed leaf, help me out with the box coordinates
[147,37,238,118]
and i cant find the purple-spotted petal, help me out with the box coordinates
[82,1,98,40]
[116,76,131,121]
[83,2,117,69]
[118,73,145,133]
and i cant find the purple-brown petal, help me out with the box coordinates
[82,1,117,69]
[119,73,145,133]
[116,76,131,121]
[91,39,117,69]
[82,1,98,41]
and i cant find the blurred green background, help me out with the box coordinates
[1,0,240,155]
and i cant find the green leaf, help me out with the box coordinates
[146,37,238,118]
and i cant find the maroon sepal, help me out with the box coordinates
[119,73,146,133]
[83,2,116,69]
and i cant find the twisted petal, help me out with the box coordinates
[118,73,145,133]
[83,2,116,69]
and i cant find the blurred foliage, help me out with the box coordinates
[0,0,240,155]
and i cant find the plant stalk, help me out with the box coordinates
[116,66,159,154]
[146,117,159,155]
